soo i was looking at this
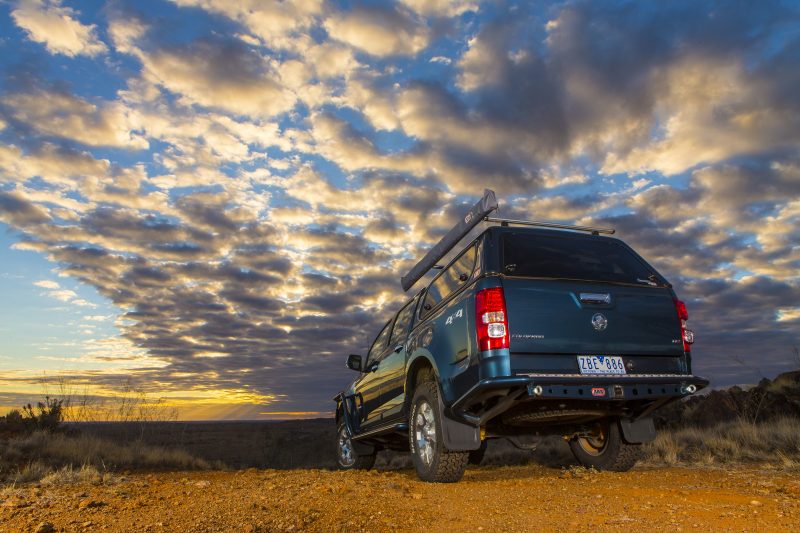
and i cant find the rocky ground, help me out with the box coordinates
[1,465,798,532]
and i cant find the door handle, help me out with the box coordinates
[579,293,611,304]
[393,344,403,353]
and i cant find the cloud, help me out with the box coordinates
[32,279,97,308]
[325,5,430,57]
[400,0,478,18]
[601,56,800,175]
[627,161,800,283]
[1,0,799,416]
[451,0,800,178]
[170,0,323,51]
[0,190,51,226]
[138,37,297,118]
[107,12,148,54]
[2,87,149,149]
[11,0,107,57]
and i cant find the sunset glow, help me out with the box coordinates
[0,0,798,420]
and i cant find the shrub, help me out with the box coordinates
[0,430,219,484]
[0,396,64,437]
[644,416,800,467]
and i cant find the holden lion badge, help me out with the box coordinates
[591,313,608,331]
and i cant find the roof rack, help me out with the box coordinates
[484,217,615,235]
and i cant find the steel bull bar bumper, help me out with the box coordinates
[437,373,708,452]
[447,373,710,427]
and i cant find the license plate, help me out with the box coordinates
[577,355,626,375]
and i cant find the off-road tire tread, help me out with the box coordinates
[568,420,640,472]
[432,447,469,482]
[607,441,640,471]
[409,375,468,483]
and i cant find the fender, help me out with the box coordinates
[406,353,481,451]
[404,352,440,396]
[407,349,468,406]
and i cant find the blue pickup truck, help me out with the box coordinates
[335,191,708,482]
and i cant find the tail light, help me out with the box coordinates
[674,299,694,353]
[475,287,509,351]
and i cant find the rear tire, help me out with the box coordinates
[336,423,376,470]
[568,419,640,472]
[409,380,468,482]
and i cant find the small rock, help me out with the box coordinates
[78,498,105,509]
[411,493,423,500]
[81,522,93,527]
[35,522,55,533]
[750,500,763,506]
[243,525,256,533]
[195,480,211,488]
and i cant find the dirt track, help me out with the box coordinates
[2,465,798,532]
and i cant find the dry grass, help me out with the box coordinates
[39,464,110,486]
[644,416,800,468]
[1,430,220,484]
[9,460,51,484]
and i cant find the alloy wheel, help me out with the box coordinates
[338,426,355,467]
[414,401,436,465]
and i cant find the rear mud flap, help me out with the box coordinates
[441,414,481,451]
[619,417,656,444]
[439,392,481,451]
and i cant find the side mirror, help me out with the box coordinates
[346,354,363,372]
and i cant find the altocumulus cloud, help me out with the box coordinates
[0,0,798,418]
[12,0,107,57]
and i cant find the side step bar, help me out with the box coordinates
[351,422,408,441]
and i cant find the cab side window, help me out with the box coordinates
[390,296,418,346]
[422,245,477,316]
[367,321,392,365]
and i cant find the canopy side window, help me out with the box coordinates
[421,244,477,318]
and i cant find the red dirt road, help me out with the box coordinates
[2,465,798,532]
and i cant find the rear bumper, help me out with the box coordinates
[449,373,709,426]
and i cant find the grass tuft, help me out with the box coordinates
[40,464,104,486]
[644,416,800,467]
[1,430,220,484]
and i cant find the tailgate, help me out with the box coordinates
[503,278,683,357]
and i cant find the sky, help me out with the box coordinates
[0,0,798,420]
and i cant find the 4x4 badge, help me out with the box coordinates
[591,313,608,331]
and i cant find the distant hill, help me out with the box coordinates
[75,418,339,470]
[68,372,800,470]
[655,371,800,428]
